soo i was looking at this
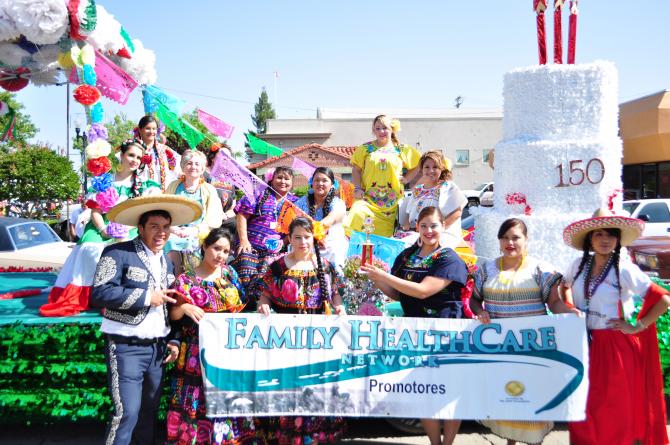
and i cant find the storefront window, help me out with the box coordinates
[642,164,658,199]
[623,165,642,200]
[658,163,670,198]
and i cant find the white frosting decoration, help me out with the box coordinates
[502,61,619,142]
[475,61,623,273]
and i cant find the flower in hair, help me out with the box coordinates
[264,168,275,183]
[390,118,401,133]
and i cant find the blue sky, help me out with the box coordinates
[14,0,670,164]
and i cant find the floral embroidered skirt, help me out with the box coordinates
[166,325,264,445]
[259,415,346,445]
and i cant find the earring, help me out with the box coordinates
[417,238,423,247]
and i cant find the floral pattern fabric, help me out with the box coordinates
[166,267,260,445]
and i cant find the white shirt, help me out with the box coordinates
[101,241,171,339]
[563,257,651,330]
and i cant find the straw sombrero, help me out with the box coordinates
[107,195,203,227]
[563,208,645,250]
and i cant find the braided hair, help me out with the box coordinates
[308,167,336,219]
[288,217,330,309]
[118,141,144,198]
[573,228,622,291]
[255,166,294,216]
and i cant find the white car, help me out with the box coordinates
[462,182,494,206]
[623,199,670,237]
[0,217,74,269]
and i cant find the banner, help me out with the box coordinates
[246,133,283,157]
[291,156,317,179]
[156,102,205,149]
[210,152,267,206]
[197,108,235,139]
[69,51,138,105]
[200,314,588,420]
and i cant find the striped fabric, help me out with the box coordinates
[472,257,562,319]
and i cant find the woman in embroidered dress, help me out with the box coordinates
[232,166,298,288]
[41,141,160,317]
[361,206,467,445]
[344,115,421,237]
[295,167,347,270]
[470,218,577,445]
[166,150,224,275]
[205,143,238,238]
[167,228,261,445]
[254,217,346,445]
[136,115,181,191]
[562,209,670,445]
[398,151,467,249]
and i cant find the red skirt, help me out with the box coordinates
[568,329,660,445]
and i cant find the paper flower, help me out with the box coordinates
[86,5,124,53]
[105,222,128,239]
[265,237,282,253]
[91,172,113,193]
[90,102,104,123]
[0,43,30,68]
[86,139,111,159]
[80,44,95,66]
[25,68,62,87]
[11,0,68,45]
[87,123,108,143]
[73,84,101,106]
[114,38,157,85]
[86,156,111,176]
[0,3,20,41]
[95,187,119,212]
[358,302,383,316]
[0,67,30,92]
[82,64,96,86]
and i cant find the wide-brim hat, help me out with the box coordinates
[107,195,203,227]
[563,208,645,250]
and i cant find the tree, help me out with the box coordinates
[105,113,137,148]
[0,146,80,219]
[0,92,38,152]
[251,87,276,134]
[162,109,219,155]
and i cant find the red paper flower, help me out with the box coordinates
[140,154,152,166]
[87,156,112,176]
[0,67,30,92]
[116,47,132,59]
[73,85,101,106]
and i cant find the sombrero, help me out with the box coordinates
[563,208,645,250]
[107,195,203,227]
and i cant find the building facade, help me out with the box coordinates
[251,108,502,189]
[621,90,670,199]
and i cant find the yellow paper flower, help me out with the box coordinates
[80,44,95,66]
[85,139,111,160]
[70,46,83,67]
[57,51,74,69]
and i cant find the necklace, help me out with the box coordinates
[498,256,526,285]
[582,254,615,315]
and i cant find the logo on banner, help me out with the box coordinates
[505,380,526,397]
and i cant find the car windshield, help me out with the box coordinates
[623,202,640,215]
[8,222,61,250]
[474,183,489,192]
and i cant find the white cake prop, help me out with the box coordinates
[473,61,623,273]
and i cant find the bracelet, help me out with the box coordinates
[637,319,648,330]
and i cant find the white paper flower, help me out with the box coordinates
[31,43,60,65]
[0,43,30,68]
[87,5,124,54]
[86,139,112,159]
[80,43,95,66]
[116,39,157,85]
[0,0,20,41]
[10,0,69,45]
[29,67,64,87]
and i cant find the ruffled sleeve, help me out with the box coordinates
[531,259,563,302]
[428,248,468,286]
[471,261,490,303]
[224,265,246,302]
[438,182,468,216]
[400,144,421,170]
[350,144,369,170]
[619,260,652,298]
[234,193,255,216]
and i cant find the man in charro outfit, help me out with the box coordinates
[91,195,203,445]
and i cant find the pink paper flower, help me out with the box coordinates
[189,287,208,307]
[95,187,119,213]
[358,302,383,316]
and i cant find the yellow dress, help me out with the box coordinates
[344,143,420,237]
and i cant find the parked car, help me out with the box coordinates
[628,235,670,282]
[480,184,494,207]
[462,182,493,206]
[0,217,74,269]
[623,199,670,236]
